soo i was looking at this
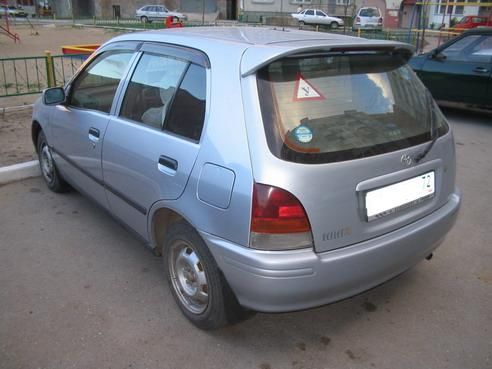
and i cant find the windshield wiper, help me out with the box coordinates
[414,90,438,163]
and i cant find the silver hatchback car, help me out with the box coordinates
[33,27,461,329]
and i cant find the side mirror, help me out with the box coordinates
[431,50,446,61]
[43,87,66,105]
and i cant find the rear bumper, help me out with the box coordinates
[352,24,383,31]
[201,190,461,312]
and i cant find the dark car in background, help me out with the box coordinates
[409,28,492,109]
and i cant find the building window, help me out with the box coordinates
[252,0,275,3]
[336,0,352,5]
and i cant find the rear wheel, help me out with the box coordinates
[163,221,253,330]
[37,131,69,193]
[299,21,305,27]
[331,21,339,29]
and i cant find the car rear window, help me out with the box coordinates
[256,52,448,164]
[359,8,379,17]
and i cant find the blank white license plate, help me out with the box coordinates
[365,172,435,221]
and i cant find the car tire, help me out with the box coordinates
[299,21,305,27]
[141,16,148,23]
[37,131,70,193]
[163,220,254,330]
[331,22,339,29]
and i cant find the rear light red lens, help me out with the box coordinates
[251,183,311,234]
[356,17,361,22]
[378,17,383,24]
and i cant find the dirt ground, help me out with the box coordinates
[0,24,123,58]
[0,107,36,166]
[0,25,125,167]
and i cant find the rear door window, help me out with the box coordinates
[164,64,207,141]
[256,52,448,164]
[120,53,188,130]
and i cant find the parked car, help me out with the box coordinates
[454,15,492,30]
[33,27,461,330]
[136,4,187,23]
[409,28,492,109]
[352,7,383,31]
[1,5,28,17]
[291,9,344,28]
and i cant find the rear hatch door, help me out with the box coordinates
[243,46,456,253]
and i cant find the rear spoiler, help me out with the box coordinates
[240,41,415,77]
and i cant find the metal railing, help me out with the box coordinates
[0,52,89,97]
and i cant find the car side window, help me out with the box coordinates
[442,35,492,62]
[164,64,207,141]
[69,51,133,114]
[317,10,327,17]
[468,36,492,62]
[305,10,314,15]
[120,53,188,130]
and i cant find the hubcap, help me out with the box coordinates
[169,241,209,314]
[40,144,54,183]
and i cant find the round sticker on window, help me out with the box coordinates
[294,125,313,143]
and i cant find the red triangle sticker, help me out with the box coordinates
[293,73,326,101]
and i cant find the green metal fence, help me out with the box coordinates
[0,53,89,98]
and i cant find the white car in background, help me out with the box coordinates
[352,7,383,31]
[136,5,187,23]
[291,9,344,29]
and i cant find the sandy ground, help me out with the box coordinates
[0,107,36,166]
[0,23,123,58]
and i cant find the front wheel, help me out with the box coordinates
[299,21,305,27]
[331,22,339,29]
[163,221,253,330]
[37,131,69,193]
[140,16,149,23]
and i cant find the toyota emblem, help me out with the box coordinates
[401,154,413,166]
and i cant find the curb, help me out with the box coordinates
[0,161,41,186]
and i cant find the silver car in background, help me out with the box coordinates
[136,4,187,23]
[353,7,383,31]
[291,9,344,28]
[33,27,461,330]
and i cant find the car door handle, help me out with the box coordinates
[473,67,489,74]
[158,155,178,175]
[88,127,100,142]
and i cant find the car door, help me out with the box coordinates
[49,47,136,208]
[303,9,315,24]
[418,34,492,105]
[102,43,208,238]
[148,6,159,21]
[315,10,329,25]
[156,6,166,20]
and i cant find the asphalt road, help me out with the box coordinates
[1,108,491,369]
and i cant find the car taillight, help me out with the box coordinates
[356,17,361,22]
[378,17,383,24]
[250,183,313,250]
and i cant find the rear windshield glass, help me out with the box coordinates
[359,8,379,17]
[256,52,448,164]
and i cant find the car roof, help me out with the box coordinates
[106,27,414,76]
